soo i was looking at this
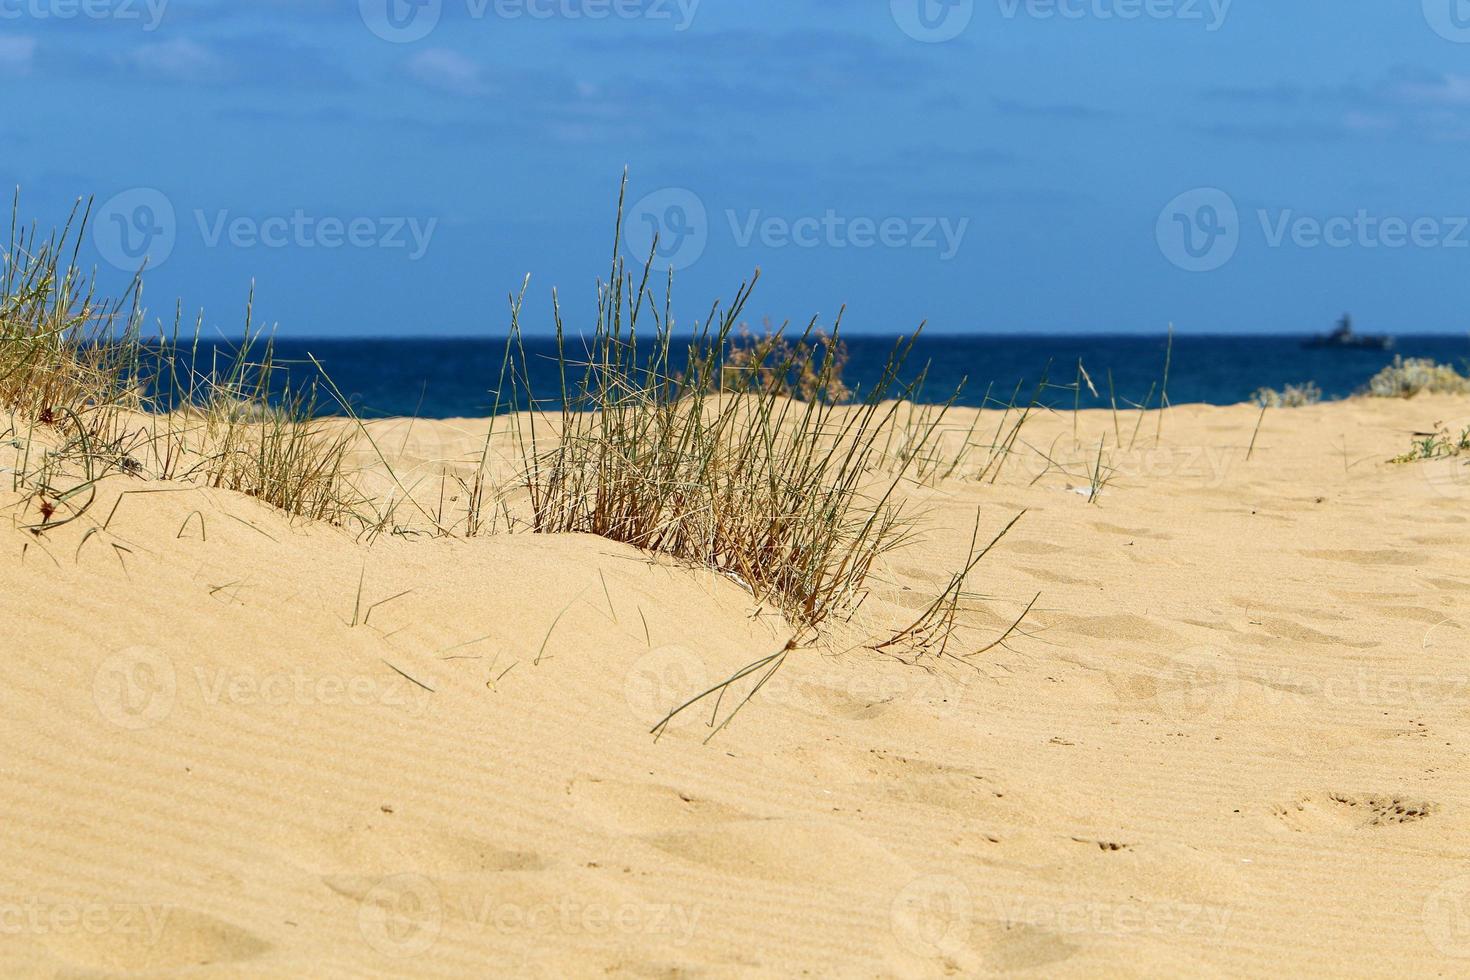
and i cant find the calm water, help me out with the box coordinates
[190,335,1470,419]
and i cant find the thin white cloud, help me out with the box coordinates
[405,49,491,98]
[121,38,230,84]
[1388,73,1470,108]
[1203,69,1470,144]
[0,36,38,77]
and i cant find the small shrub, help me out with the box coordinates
[724,319,851,403]
[1367,357,1470,398]
[1252,382,1321,408]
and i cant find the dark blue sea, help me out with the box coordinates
[197,335,1470,419]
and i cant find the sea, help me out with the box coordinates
[189,334,1470,419]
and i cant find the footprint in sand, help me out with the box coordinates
[1056,614,1183,646]
[1251,617,1377,649]
[863,749,1010,816]
[646,821,907,885]
[981,921,1079,972]
[566,777,751,833]
[1271,793,1438,833]
[1301,548,1420,567]
[1091,522,1172,541]
[316,824,548,877]
[45,907,270,973]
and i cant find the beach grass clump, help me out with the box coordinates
[1,198,363,529]
[0,200,145,438]
[507,185,946,631]
[1252,382,1321,408]
[189,344,361,523]
[1366,357,1470,398]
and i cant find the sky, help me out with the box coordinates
[5,0,1470,336]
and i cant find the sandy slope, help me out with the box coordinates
[3,395,1470,977]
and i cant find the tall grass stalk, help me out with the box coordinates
[507,178,949,631]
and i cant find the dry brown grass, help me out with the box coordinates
[503,184,949,632]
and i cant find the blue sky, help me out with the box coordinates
[5,0,1470,336]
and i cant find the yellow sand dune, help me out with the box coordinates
[3,396,1470,976]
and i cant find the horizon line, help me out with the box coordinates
[177,330,1470,342]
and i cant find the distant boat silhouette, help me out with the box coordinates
[1302,314,1393,351]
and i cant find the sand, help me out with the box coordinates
[3,394,1470,977]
